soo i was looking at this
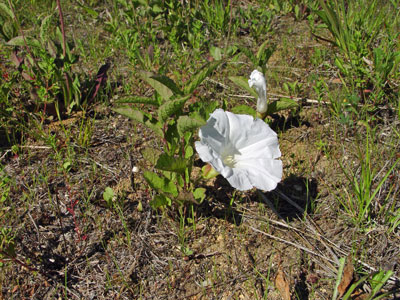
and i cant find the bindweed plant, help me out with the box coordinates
[113,61,223,209]
[229,68,298,120]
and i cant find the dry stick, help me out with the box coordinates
[275,189,400,283]
[247,226,337,266]
[257,189,339,271]
[274,189,340,265]
[27,211,41,244]
[228,93,323,105]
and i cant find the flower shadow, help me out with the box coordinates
[194,176,246,225]
[258,174,318,221]
[195,174,318,224]
[270,112,311,133]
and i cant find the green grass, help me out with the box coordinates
[1,0,400,299]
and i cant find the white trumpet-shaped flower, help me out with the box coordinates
[248,70,268,116]
[195,109,282,191]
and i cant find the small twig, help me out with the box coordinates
[228,93,322,105]
[0,149,12,161]
[54,193,68,252]
[27,211,40,244]
[247,225,337,267]
[88,158,118,177]
[183,251,222,261]
[275,189,340,264]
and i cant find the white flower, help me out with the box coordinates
[195,109,282,191]
[248,70,268,114]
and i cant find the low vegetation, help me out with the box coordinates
[1,0,399,299]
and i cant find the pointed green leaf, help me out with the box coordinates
[256,42,276,70]
[113,106,145,123]
[184,60,222,95]
[116,96,160,106]
[229,76,258,99]
[0,3,14,19]
[256,40,270,61]
[237,45,257,65]
[150,194,171,208]
[155,154,186,174]
[177,115,206,135]
[185,145,194,159]
[210,46,222,61]
[266,98,298,115]
[143,171,178,196]
[6,36,25,46]
[112,106,163,136]
[193,187,206,202]
[144,120,163,137]
[231,105,256,117]
[158,95,190,122]
[40,15,53,42]
[139,71,174,100]
[150,74,183,96]
[141,147,162,165]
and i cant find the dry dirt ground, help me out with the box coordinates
[1,103,399,299]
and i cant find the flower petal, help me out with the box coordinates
[195,141,234,178]
[236,158,282,191]
[195,109,283,192]
[226,113,280,158]
[225,168,253,191]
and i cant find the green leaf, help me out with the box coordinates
[116,96,160,107]
[185,145,194,159]
[210,46,222,61]
[237,45,257,65]
[103,187,115,202]
[158,95,190,122]
[256,40,270,61]
[113,106,145,123]
[193,187,206,203]
[113,106,163,136]
[77,4,99,18]
[6,36,25,46]
[231,105,256,117]
[141,147,162,165]
[155,154,186,174]
[144,120,163,137]
[0,3,14,19]
[266,98,298,115]
[184,60,222,95]
[150,74,183,96]
[150,194,171,209]
[139,71,174,100]
[143,171,178,196]
[228,76,258,99]
[40,15,53,42]
[256,42,275,71]
[177,115,206,135]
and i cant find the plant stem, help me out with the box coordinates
[56,0,71,108]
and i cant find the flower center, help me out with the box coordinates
[223,154,236,168]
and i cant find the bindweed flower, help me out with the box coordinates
[248,70,268,118]
[195,109,282,191]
